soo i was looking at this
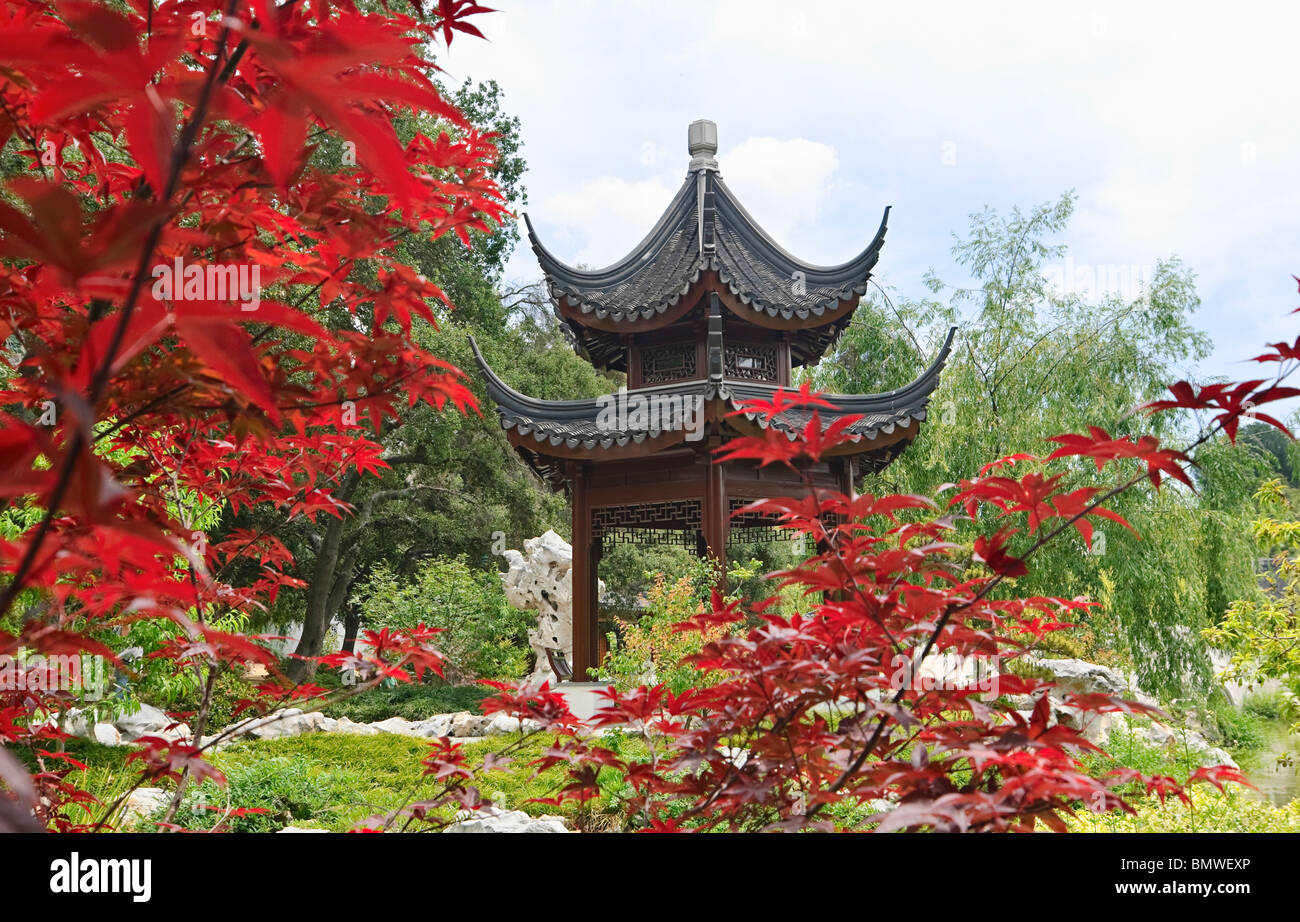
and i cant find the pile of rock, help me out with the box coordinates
[55,702,190,748]
[1014,656,1237,769]
[59,704,541,749]
[443,805,570,834]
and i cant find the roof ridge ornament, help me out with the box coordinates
[688,118,719,173]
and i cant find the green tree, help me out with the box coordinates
[351,557,531,683]
[1204,479,1300,732]
[809,192,1263,696]
[200,79,612,681]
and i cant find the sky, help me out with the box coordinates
[438,0,1299,385]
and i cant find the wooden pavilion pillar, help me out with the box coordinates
[703,458,729,595]
[839,456,857,502]
[569,462,599,681]
[826,457,858,603]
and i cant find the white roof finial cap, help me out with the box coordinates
[688,119,718,170]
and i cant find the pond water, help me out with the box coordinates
[1242,720,1300,806]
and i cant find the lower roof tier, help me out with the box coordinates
[470,328,954,491]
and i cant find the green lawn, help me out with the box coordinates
[45,724,1300,833]
[59,731,579,832]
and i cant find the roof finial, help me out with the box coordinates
[688,119,718,171]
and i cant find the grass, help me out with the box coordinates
[317,681,491,724]
[53,731,586,832]
[37,709,1300,833]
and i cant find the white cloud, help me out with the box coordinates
[531,175,679,269]
[444,0,1300,382]
[717,137,840,248]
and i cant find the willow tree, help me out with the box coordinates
[809,192,1263,697]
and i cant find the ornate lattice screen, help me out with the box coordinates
[593,499,702,549]
[724,343,778,382]
[641,343,698,385]
[727,497,802,544]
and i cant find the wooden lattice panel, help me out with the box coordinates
[593,498,702,548]
[724,342,778,382]
[641,343,698,385]
[727,497,800,544]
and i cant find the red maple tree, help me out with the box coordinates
[459,308,1300,833]
[0,0,501,830]
[0,0,1294,835]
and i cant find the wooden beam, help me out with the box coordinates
[587,539,602,681]
[703,453,728,594]
[570,462,594,681]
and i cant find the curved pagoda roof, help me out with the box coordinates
[526,122,890,370]
[471,327,955,491]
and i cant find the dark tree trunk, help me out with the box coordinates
[341,604,362,654]
[286,471,360,683]
[283,448,433,684]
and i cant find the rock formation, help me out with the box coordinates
[500,529,604,680]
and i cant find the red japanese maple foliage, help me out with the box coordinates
[456,295,1300,833]
[0,0,502,830]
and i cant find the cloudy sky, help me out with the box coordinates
[440,0,1298,383]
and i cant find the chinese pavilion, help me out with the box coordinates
[473,120,954,681]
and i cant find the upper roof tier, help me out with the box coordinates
[525,119,890,369]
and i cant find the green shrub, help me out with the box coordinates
[351,557,530,682]
[1244,689,1291,721]
[175,755,360,832]
[168,668,261,732]
[1069,787,1300,833]
[1079,722,1204,787]
[320,681,490,723]
[1210,702,1268,752]
[600,560,732,695]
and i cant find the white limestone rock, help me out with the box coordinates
[450,711,492,737]
[119,787,171,829]
[91,722,121,747]
[334,716,380,736]
[483,714,541,736]
[501,530,604,680]
[444,806,569,834]
[369,716,421,736]
[1025,656,1132,699]
[412,714,455,738]
[115,703,190,743]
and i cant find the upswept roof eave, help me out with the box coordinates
[710,176,890,283]
[469,326,956,450]
[526,169,892,326]
[469,333,708,419]
[523,176,697,289]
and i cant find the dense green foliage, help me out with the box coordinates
[1205,480,1300,731]
[319,681,490,724]
[809,193,1265,697]
[352,557,531,681]
[205,79,613,678]
[600,560,730,694]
